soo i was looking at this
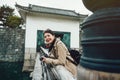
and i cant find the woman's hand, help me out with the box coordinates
[40,56,53,64]
[42,56,46,62]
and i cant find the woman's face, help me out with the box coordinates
[44,33,55,44]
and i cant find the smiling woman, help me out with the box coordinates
[41,28,77,80]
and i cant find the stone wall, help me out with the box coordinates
[0,28,31,80]
[0,28,25,62]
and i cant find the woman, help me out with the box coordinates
[41,29,77,80]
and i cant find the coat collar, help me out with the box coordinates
[53,38,61,47]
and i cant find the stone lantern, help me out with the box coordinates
[78,0,120,80]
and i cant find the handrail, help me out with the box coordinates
[39,47,61,80]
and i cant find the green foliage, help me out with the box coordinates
[0,5,22,28]
[6,16,22,28]
[0,5,14,16]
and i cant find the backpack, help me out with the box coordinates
[68,49,81,65]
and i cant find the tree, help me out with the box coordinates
[0,5,22,28]
[6,16,22,28]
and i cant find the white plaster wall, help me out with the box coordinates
[25,13,80,51]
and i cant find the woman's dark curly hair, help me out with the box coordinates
[43,29,55,35]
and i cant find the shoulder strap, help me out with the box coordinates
[66,56,77,66]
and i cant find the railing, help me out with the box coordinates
[31,47,61,80]
[40,47,61,80]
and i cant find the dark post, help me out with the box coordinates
[77,0,120,80]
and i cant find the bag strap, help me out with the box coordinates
[55,40,78,66]
[66,56,77,66]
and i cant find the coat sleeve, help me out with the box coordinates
[45,42,67,65]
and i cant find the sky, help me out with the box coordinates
[0,0,92,16]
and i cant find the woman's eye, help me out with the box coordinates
[48,35,50,37]
[44,36,46,38]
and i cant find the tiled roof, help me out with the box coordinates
[15,4,82,18]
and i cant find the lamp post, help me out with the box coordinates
[78,0,120,80]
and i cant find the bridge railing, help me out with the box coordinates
[39,47,61,80]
